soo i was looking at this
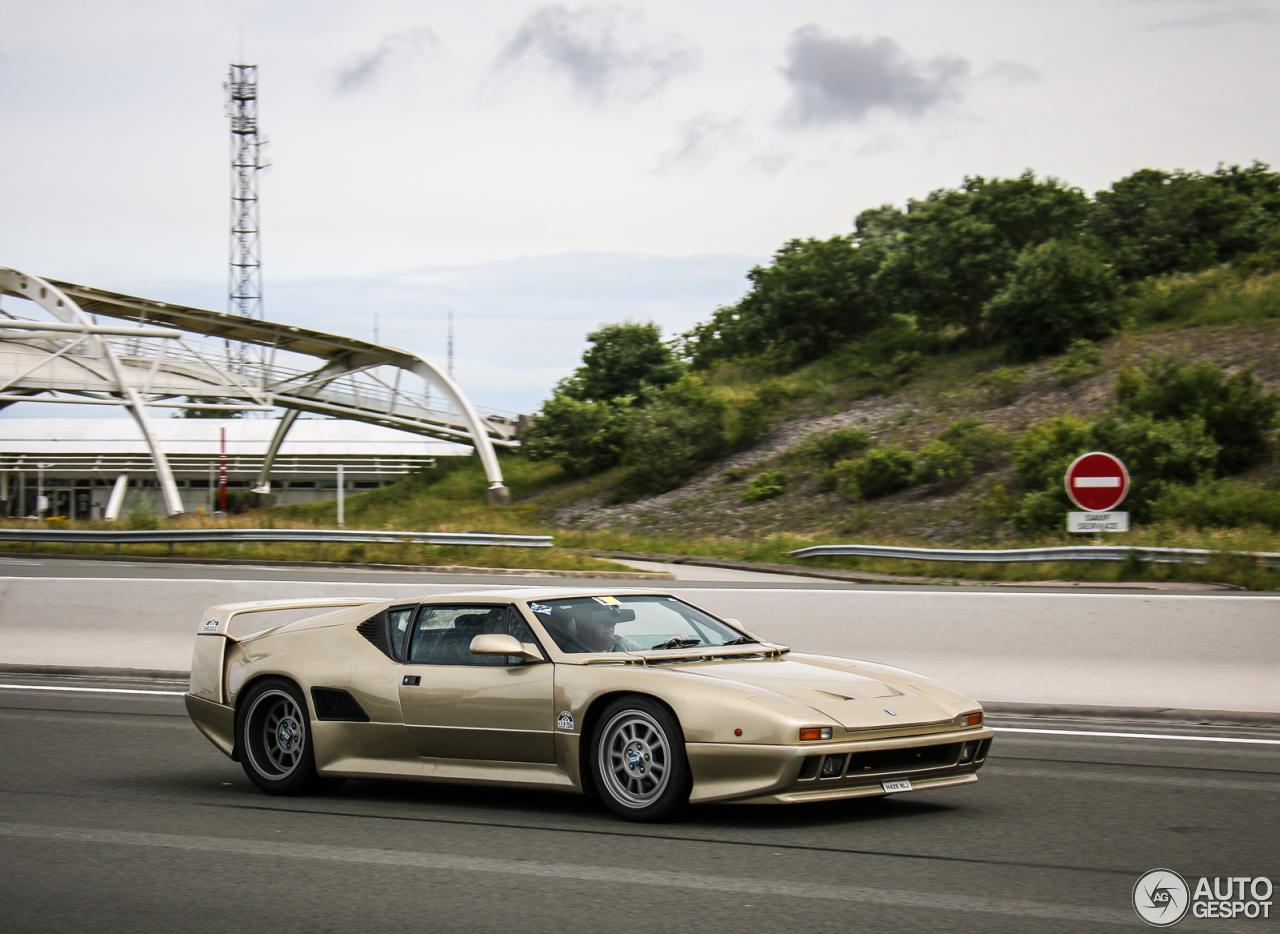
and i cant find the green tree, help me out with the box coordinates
[682,235,886,369]
[1089,162,1280,280]
[521,393,632,477]
[624,377,728,494]
[868,172,1090,340]
[983,240,1121,360]
[573,321,683,403]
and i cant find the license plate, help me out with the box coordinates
[881,779,914,794]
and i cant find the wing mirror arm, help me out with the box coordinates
[469,633,543,663]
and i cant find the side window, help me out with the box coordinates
[408,605,534,666]
[388,606,415,659]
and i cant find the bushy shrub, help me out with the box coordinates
[937,418,1010,467]
[828,461,862,501]
[912,440,970,487]
[727,381,792,447]
[1116,355,1278,474]
[983,239,1121,360]
[837,446,916,500]
[793,426,874,467]
[1089,414,1219,495]
[1052,338,1105,385]
[1151,480,1280,530]
[743,470,788,503]
[624,377,727,495]
[1011,412,1219,529]
[1012,488,1069,534]
[1012,415,1094,491]
[980,367,1024,405]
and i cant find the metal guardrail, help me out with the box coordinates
[790,543,1280,568]
[0,528,554,549]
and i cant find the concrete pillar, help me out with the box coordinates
[105,474,129,521]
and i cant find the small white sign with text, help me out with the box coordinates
[1068,511,1129,532]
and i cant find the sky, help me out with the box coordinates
[2,0,1278,414]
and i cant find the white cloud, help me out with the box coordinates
[333,27,440,94]
[656,113,746,170]
[780,27,969,126]
[494,5,698,103]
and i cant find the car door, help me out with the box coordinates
[397,603,555,763]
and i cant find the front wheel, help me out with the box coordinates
[590,697,691,821]
[236,678,339,795]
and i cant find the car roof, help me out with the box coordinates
[417,587,676,602]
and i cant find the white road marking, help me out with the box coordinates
[990,766,1278,792]
[993,726,1280,746]
[0,822,1130,924]
[0,684,185,696]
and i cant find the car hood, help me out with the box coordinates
[672,655,962,729]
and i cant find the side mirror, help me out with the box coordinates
[470,633,542,663]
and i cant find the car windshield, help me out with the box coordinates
[527,595,752,654]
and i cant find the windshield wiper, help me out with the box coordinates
[720,636,758,645]
[650,637,702,650]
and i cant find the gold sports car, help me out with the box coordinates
[185,589,993,821]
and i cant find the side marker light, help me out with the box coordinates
[734,728,743,736]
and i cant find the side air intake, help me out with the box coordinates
[310,687,371,722]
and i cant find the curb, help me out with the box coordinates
[0,549,674,580]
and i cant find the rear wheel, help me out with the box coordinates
[236,678,341,795]
[590,697,691,822]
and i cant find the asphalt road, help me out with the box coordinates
[0,679,1276,933]
[3,556,1278,711]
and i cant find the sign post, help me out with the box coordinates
[1065,452,1130,532]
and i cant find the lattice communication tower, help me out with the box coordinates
[226,64,265,322]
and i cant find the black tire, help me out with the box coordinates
[589,696,691,822]
[236,678,341,795]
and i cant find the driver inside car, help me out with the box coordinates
[576,607,644,653]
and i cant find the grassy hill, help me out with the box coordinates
[256,261,1280,589]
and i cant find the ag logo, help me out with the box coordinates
[1133,869,1190,927]
[556,711,574,731]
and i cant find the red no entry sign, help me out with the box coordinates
[1065,452,1129,512]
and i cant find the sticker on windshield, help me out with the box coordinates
[557,711,575,730]
[201,618,219,633]
[592,596,622,606]
[529,602,552,615]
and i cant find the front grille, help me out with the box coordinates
[843,742,960,776]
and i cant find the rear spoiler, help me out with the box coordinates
[190,598,389,705]
[196,598,390,639]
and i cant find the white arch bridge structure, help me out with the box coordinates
[0,268,519,515]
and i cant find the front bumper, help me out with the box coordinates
[686,726,993,805]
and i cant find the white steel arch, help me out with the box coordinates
[0,268,515,513]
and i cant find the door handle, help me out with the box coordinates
[402,675,421,686]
